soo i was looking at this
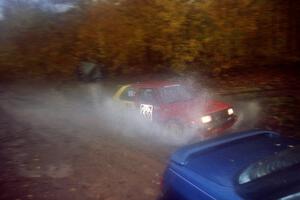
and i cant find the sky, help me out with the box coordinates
[0,0,75,20]
[0,1,3,20]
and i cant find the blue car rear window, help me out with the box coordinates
[186,135,297,187]
[238,145,300,184]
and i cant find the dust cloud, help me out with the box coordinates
[0,82,199,149]
[1,80,264,151]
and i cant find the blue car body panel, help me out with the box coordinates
[160,130,300,200]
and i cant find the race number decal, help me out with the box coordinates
[140,104,153,121]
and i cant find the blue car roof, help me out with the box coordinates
[171,130,299,187]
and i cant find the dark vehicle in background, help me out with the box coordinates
[159,130,300,200]
[77,62,104,82]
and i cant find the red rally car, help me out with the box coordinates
[113,80,237,137]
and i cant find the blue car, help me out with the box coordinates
[159,130,300,200]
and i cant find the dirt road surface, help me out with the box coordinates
[0,80,299,200]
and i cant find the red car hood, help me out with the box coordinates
[161,97,231,122]
[203,99,231,114]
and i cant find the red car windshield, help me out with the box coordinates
[159,84,194,104]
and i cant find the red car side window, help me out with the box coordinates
[120,87,136,101]
[138,88,159,105]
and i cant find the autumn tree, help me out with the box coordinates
[0,0,299,80]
